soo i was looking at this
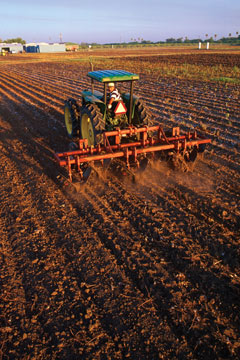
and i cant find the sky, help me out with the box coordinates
[0,0,239,44]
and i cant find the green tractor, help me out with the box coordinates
[56,69,211,185]
[64,69,151,145]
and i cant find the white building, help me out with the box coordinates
[0,43,23,53]
[24,43,66,53]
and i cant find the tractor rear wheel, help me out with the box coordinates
[64,98,80,138]
[132,99,153,140]
[80,104,105,146]
[132,99,152,127]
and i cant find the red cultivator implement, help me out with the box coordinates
[54,124,211,184]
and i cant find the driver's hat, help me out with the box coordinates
[108,82,114,87]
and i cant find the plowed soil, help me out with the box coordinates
[0,50,239,360]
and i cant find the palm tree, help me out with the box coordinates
[214,34,217,41]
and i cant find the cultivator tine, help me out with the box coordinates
[158,126,170,144]
[104,133,114,153]
[124,147,130,170]
[132,147,139,168]
[76,155,81,174]
[67,156,72,182]
[172,127,180,137]
[79,138,88,150]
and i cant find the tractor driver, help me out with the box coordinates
[107,82,122,110]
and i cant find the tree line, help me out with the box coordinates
[165,34,239,44]
[0,37,26,44]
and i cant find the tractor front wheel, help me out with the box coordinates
[80,104,105,146]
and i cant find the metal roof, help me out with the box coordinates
[0,43,23,48]
[87,70,139,82]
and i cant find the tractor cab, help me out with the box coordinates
[64,69,150,145]
[84,69,139,126]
